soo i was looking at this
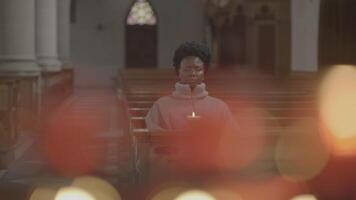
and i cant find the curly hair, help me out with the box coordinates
[173,41,211,74]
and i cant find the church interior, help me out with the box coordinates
[1,0,356,199]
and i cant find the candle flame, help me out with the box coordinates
[192,111,196,117]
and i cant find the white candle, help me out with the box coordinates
[187,111,201,119]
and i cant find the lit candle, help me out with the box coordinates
[187,111,201,119]
[187,86,201,119]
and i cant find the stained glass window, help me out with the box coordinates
[127,0,157,25]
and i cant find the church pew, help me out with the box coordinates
[131,127,311,183]
[118,69,319,98]
[117,69,319,182]
[121,81,317,93]
[119,68,319,83]
[121,89,317,119]
[129,115,311,130]
[124,94,315,102]
[118,69,319,119]
[128,99,315,108]
[124,94,316,128]
[128,107,315,118]
[125,96,316,122]
[123,89,315,106]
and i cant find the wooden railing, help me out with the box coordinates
[0,78,20,168]
[0,69,74,169]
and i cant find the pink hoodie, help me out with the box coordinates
[145,82,238,133]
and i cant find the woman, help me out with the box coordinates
[145,41,238,134]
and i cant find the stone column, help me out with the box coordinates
[0,0,40,75]
[36,0,62,72]
[58,0,72,69]
[0,0,40,168]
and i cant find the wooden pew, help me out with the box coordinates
[118,69,317,132]
[117,68,319,182]
[131,125,319,183]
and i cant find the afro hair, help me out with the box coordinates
[173,41,211,74]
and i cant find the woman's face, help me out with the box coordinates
[178,56,205,88]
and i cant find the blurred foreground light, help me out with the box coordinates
[209,188,243,200]
[290,194,318,200]
[275,119,329,181]
[174,190,216,200]
[55,186,95,200]
[45,116,106,177]
[151,186,188,200]
[72,176,121,200]
[218,105,268,171]
[30,187,57,200]
[318,65,356,155]
[205,176,304,200]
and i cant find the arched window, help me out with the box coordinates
[127,0,157,25]
[125,0,157,68]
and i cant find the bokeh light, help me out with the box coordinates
[29,187,57,200]
[174,189,216,200]
[72,176,121,200]
[218,102,270,172]
[206,176,305,200]
[150,185,188,200]
[290,194,318,200]
[55,186,95,200]
[318,64,356,155]
[44,114,106,177]
[275,118,329,182]
[209,188,243,200]
[152,185,243,200]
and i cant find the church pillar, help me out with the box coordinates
[38,0,74,119]
[36,0,62,72]
[0,0,40,75]
[0,0,40,169]
[58,0,72,69]
[291,0,320,72]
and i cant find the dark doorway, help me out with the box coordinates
[258,24,276,73]
[126,25,157,68]
[209,4,247,69]
[125,0,157,68]
[219,14,246,68]
[319,0,356,70]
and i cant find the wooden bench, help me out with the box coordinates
[117,68,319,182]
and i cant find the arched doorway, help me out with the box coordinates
[125,0,157,68]
[319,0,356,70]
[207,1,247,69]
[255,4,277,74]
